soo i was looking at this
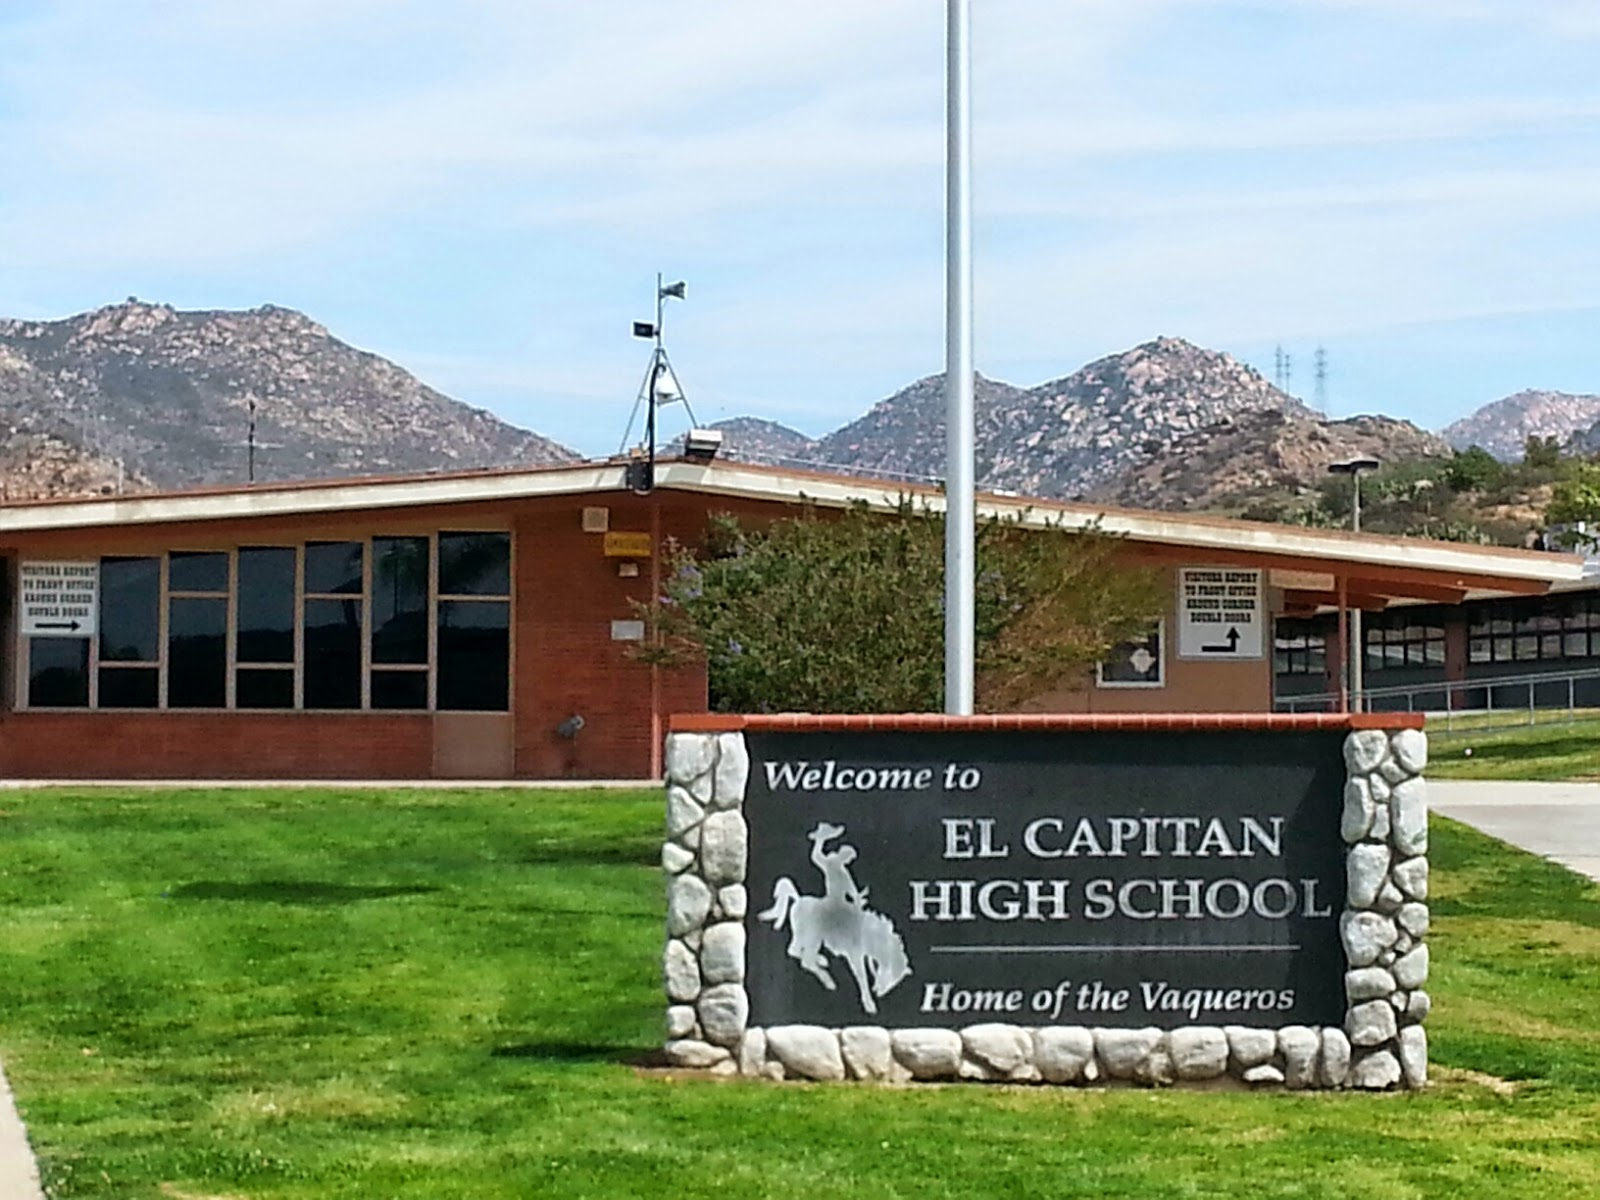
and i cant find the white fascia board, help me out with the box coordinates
[655,461,1587,586]
[0,464,631,533]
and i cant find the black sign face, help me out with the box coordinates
[744,729,1347,1030]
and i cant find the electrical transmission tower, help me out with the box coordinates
[1273,345,1285,390]
[1314,345,1328,411]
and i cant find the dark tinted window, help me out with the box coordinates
[99,557,160,662]
[437,600,509,711]
[98,667,159,708]
[305,541,363,595]
[168,597,227,707]
[371,670,428,710]
[304,598,361,708]
[236,668,295,709]
[237,547,296,663]
[438,532,510,596]
[28,638,89,707]
[372,537,429,664]
[169,551,229,593]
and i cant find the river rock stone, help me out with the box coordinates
[962,1024,1032,1076]
[1393,932,1414,956]
[666,786,705,839]
[1034,1027,1095,1083]
[698,983,749,1047]
[662,842,695,874]
[666,1004,697,1039]
[1136,1047,1176,1087]
[766,1024,845,1081]
[1391,777,1429,857]
[738,1028,766,1076]
[1168,1027,1228,1080]
[1345,966,1398,1002]
[666,1038,729,1068]
[700,921,746,985]
[1347,999,1398,1047]
[664,938,700,1002]
[1341,910,1399,967]
[1397,902,1429,938]
[1398,1025,1427,1087]
[1393,944,1430,989]
[1278,1026,1320,1089]
[699,812,748,886]
[1370,803,1391,842]
[1378,758,1407,785]
[1341,778,1375,842]
[1378,948,1396,967]
[1320,1027,1351,1087]
[1243,1063,1285,1085]
[718,884,747,921]
[666,733,718,786]
[667,874,713,937]
[1351,1049,1402,1090]
[892,1028,963,1079]
[1375,880,1405,913]
[841,1026,893,1081]
[1368,773,1391,803]
[1226,1026,1277,1070]
[711,733,749,809]
[1392,856,1428,900]
[1095,1028,1164,1080]
[1347,843,1391,908]
[1391,728,1428,774]
[1406,991,1432,1023]
[1345,729,1389,774]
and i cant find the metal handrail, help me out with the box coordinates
[1276,664,1600,729]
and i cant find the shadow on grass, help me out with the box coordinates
[491,1041,659,1066]
[167,880,440,905]
[520,842,657,868]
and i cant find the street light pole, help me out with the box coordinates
[944,0,975,715]
[1330,457,1380,712]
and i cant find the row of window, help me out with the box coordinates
[24,533,512,712]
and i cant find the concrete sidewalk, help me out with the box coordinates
[1431,779,1600,883]
[0,1064,42,1200]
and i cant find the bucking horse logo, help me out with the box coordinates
[757,821,911,1014]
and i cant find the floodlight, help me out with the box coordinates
[632,321,656,339]
[683,428,724,461]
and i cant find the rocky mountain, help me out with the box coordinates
[0,428,154,501]
[1097,409,1454,513]
[806,337,1312,497]
[1441,389,1600,461]
[0,299,577,495]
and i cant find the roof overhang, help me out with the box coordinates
[0,457,1584,602]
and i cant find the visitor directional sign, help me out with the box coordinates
[19,561,98,638]
[1176,567,1262,659]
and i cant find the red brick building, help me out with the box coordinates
[0,458,1582,780]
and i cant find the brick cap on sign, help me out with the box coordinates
[668,712,1424,733]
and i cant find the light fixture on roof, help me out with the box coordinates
[683,428,724,462]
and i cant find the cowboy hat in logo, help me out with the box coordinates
[757,821,911,1015]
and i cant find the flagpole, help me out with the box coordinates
[945,0,975,715]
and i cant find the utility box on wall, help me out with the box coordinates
[662,713,1430,1090]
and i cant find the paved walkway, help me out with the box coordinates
[1431,779,1600,883]
[0,1065,42,1200]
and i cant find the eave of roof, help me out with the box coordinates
[0,456,1583,590]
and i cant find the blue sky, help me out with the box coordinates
[4,0,1600,456]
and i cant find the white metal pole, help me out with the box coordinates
[1350,473,1364,713]
[944,0,975,715]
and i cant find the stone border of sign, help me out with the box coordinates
[661,715,1427,1090]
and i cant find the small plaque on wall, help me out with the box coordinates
[611,619,646,642]
[604,532,653,558]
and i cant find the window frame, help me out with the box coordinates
[14,529,514,715]
[1095,621,1165,690]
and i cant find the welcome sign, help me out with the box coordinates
[742,729,1348,1030]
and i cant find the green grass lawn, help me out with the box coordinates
[2,787,1599,1198]
[1428,716,1600,780]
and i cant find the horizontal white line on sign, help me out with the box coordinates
[928,944,1302,954]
